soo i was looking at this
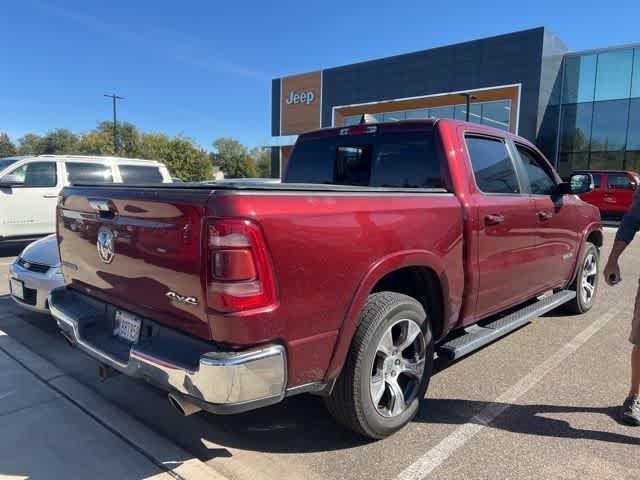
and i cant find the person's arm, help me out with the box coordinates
[605,188,640,285]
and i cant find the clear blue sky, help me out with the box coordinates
[1,0,639,151]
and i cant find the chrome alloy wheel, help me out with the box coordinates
[370,318,426,418]
[581,253,598,305]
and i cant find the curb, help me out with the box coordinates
[0,328,228,480]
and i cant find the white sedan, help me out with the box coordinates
[9,234,63,313]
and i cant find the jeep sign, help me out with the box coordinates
[286,90,316,105]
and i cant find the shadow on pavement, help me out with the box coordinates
[3,295,636,465]
[418,398,640,445]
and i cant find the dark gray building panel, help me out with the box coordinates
[271,78,281,137]
[320,27,547,141]
[536,30,570,161]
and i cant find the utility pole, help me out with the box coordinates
[459,93,477,122]
[104,93,124,155]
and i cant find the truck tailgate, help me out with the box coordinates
[58,187,213,340]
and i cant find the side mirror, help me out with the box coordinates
[567,173,594,195]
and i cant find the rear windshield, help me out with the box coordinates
[284,131,446,189]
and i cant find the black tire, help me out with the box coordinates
[565,242,599,314]
[324,292,434,439]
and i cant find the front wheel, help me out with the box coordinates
[324,292,434,439]
[565,242,599,314]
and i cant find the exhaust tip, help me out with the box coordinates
[168,393,202,416]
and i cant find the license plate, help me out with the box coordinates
[114,310,142,343]
[10,278,24,300]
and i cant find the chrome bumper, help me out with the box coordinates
[48,287,287,413]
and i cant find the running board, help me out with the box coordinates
[437,290,576,361]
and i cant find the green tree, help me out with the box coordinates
[250,147,272,178]
[213,137,258,178]
[0,133,17,157]
[38,129,79,154]
[17,133,43,155]
[77,130,114,156]
[141,133,211,181]
[94,121,142,157]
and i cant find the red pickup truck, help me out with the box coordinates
[49,119,602,439]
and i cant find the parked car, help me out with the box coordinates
[9,234,63,313]
[0,155,172,243]
[49,119,602,439]
[573,170,640,216]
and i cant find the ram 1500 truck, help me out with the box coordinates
[49,119,602,439]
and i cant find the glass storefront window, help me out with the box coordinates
[405,109,429,120]
[591,151,625,170]
[632,49,640,99]
[590,99,629,151]
[628,98,640,151]
[343,115,361,126]
[594,49,633,101]
[454,103,482,123]
[560,102,593,152]
[481,100,511,131]
[626,151,640,174]
[563,54,596,104]
[557,152,589,179]
[429,105,455,120]
[382,111,406,122]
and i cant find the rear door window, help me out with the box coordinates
[608,174,634,190]
[66,162,113,184]
[284,130,445,188]
[465,136,520,194]
[514,144,557,195]
[119,165,164,183]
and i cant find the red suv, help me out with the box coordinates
[575,170,640,216]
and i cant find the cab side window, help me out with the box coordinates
[1,162,57,187]
[119,165,164,184]
[515,145,556,195]
[608,174,634,190]
[66,163,114,184]
[466,135,520,194]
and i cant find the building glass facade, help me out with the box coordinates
[272,29,640,179]
[556,47,640,177]
[342,99,512,131]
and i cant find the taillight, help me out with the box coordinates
[206,218,277,313]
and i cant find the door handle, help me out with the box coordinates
[538,211,553,221]
[484,214,505,226]
[42,194,58,198]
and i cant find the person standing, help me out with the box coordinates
[604,188,640,426]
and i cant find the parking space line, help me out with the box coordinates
[396,305,626,480]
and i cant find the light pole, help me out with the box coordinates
[459,93,477,122]
[104,93,124,155]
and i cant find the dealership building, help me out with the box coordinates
[270,27,640,179]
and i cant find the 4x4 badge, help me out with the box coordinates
[166,291,199,306]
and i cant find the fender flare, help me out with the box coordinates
[569,221,603,285]
[323,249,450,382]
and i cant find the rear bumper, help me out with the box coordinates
[48,287,287,414]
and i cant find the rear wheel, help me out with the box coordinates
[565,242,599,314]
[325,292,434,439]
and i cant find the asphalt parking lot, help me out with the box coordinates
[1,229,640,480]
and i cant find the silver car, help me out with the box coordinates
[9,234,63,313]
